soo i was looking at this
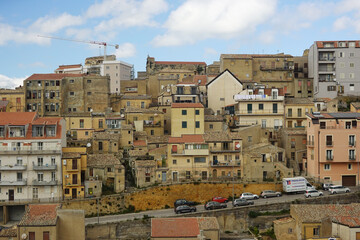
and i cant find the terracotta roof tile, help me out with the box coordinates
[134,140,147,146]
[168,134,204,143]
[56,64,82,70]
[171,103,204,108]
[0,112,37,125]
[0,227,17,237]
[351,102,360,110]
[204,132,232,142]
[18,204,60,226]
[332,216,360,227]
[25,73,84,81]
[151,218,200,237]
[221,53,293,59]
[155,61,206,65]
[87,154,122,167]
[147,135,169,144]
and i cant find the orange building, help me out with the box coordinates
[306,112,360,186]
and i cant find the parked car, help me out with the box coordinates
[329,185,350,194]
[260,190,282,198]
[233,198,254,207]
[322,183,334,191]
[174,199,196,208]
[240,192,259,200]
[204,201,227,210]
[212,196,228,203]
[305,189,323,198]
[175,205,196,214]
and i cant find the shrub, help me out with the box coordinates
[249,211,260,218]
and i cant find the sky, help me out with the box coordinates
[1,0,360,88]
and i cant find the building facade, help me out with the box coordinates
[0,112,65,202]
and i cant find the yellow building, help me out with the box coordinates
[120,79,147,95]
[220,53,295,97]
[285,98,315,128]
[234,88,285,129]
[125,107,164,136]
[62,147,87,199]
[64,113,106,142]
[350,102,360,112]
[171,103,204,137]
[110,94,152,112]
[167,135,209,182]
[0,87,25,112]
[119,124,134,149]
[204,115,224,132]
[204,132,242,180]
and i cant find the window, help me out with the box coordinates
[16,157,22,166]
[37,157,43,166]
[320,122,326,129]
[99,142,103,151]
[313,227,320,236]
[209,124,213,129]
[70,79,74,83]
[259,104,264,110]
[72,174,78,184]
[248,136,252,142]
[350,84,355,91]
[127,101,130,107]
[247,104,252,113]
[17,172,23,181]
[273,103,278,113]
[141,102,145,108]
[72,159,77,170]
[346,122,351,129]
[195,121,200,128]
[349,135,355,146]
[194,157,206,163]
[43,231,50,240]
[324,164,330,170]
[186,171,191,179]
[349,42,355,47]
[17,187,22,193]
[51,157,56,166]
[69,92,74,96]
[326,150,333,160]
[288,228,293,234]
[80,119,84,128]
[288,108,292,117]
[182,110,187,115]
[326,135,333,146]
[173,159,177,165]
[350,63,355,67]
[182,121,187,128]
[297,108,302,117]
[151,130,154,135]
[107,167,113,172]
[340,62,345,68]
[262,154,266,162]
[51,172,56,182]
[349,149,355,160]
[350,73,355,79]
[65,188,70,194]
[339,52,345,58]
[87,92,91,95]
[340,73,345,79]
[350,52,355,57]
[327,86,336,91]
[99,119,103,128]
[37,173,44,182]
[348,164,352,170]
[87,80,91,83]
[291,139,296,148]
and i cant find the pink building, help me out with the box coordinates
[306,112,360,186]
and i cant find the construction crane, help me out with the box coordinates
[38,35,119,61]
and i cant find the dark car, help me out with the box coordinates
[174,199,196,208]
[175,205,196,214]
[204,201,227,210]
[212,196,228,203]
[233,198,254,207]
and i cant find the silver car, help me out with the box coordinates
[329,185,350,194]
[240,192,259,200]
[260,190,282,198]
[305,189,323,198]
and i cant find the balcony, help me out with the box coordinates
[307,141,314,147]
[0,165,27,171]
[0,179,27,186]
[65,164,79,172]
[143,120,161,127]
[318,56,336,62]
[326,141,333,147]
[210,149,240,153]
[235,110,284,115]
[326,156,334,161]
[32,180,58,186]
[0,148,61,155]
[260,66,293,71]
[211,161,240,167]
[33,163,57,171]
[349,142,356,147]
[172,149,209,156]
[349,156,356,161]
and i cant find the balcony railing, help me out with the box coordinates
[33,163,57,171]
[143,120,161,127]
[326,141,333,147]
[0,165,27,171]
[326,156,333,161]
[0,148,61,155]
[32,180,58,186]
[307,141,314,147]
[235,110,284,115]
[0,179,27,186]
[172,149,209,156]
[211,161,240,167]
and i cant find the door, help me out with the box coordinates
[8,189,14,201]
[43,231,50,240]
[72,188,77,199]
[161,171,166,182]
[212,169,217,178]
[342,175,356,186]
[247,104,252,114]
[29,232,35,240]
[172,172,178,182]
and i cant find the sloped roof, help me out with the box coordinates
[351,102,360,110]
[18,204,60,226]
[147,135,169,144]
[206,69,242,86]
[134,140,147,147]
[204,114,224,122]
[56,64,82,70]
[87,154,121,167]
[121,95,152,100]
[151,218,200,237]
[0,227,17,237]
[125,107,163,114]
[285,98,314,105]
[204,132,232,142]
[0,112,37,125]
[171,103,204,108]
[332,216,360,227]
[25,73,83,80]
[155,61,206,65]
[221,53,293,59]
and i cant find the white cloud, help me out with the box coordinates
[18,62,47,68]
[30,13,84,34]
[86,0,169,32]
[152,0,277,47]
[114,43,136,58]
[0,74,27,89]
[333,16,352,31]
[204,48,218,57]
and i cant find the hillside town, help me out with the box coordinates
[1,40,360,240]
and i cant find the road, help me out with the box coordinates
[85,189,346,225]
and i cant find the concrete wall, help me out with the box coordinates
[8,205,25,221]
[57,209,85,240]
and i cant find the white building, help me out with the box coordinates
[0,112,66,202]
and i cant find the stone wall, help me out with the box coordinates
[63,182,282,215]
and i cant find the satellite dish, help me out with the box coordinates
[86,143,91,148]
[120,114,125,118]
[236,144,241,148]
[21,233,27,240]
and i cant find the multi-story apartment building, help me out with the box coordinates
[167,135,209,182]
[220,53,295,96]
[306,112,360,186]
[0,87,25,112]
[111,94,152,112]
[234,88,285,129]
[125,107,164,136]
[62,147,87,199]
[171,103,204,137]
[285,98,315,128]
[293,53,313,98]
[0,112,65,201]
[308,40,360,98]
[24,73,110,117]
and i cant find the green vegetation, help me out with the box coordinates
[249,209,289,218]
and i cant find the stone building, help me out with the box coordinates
[24,73,110,117]
[0,87,25,112]
[132,158,157,188]
[125,107,164,136]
